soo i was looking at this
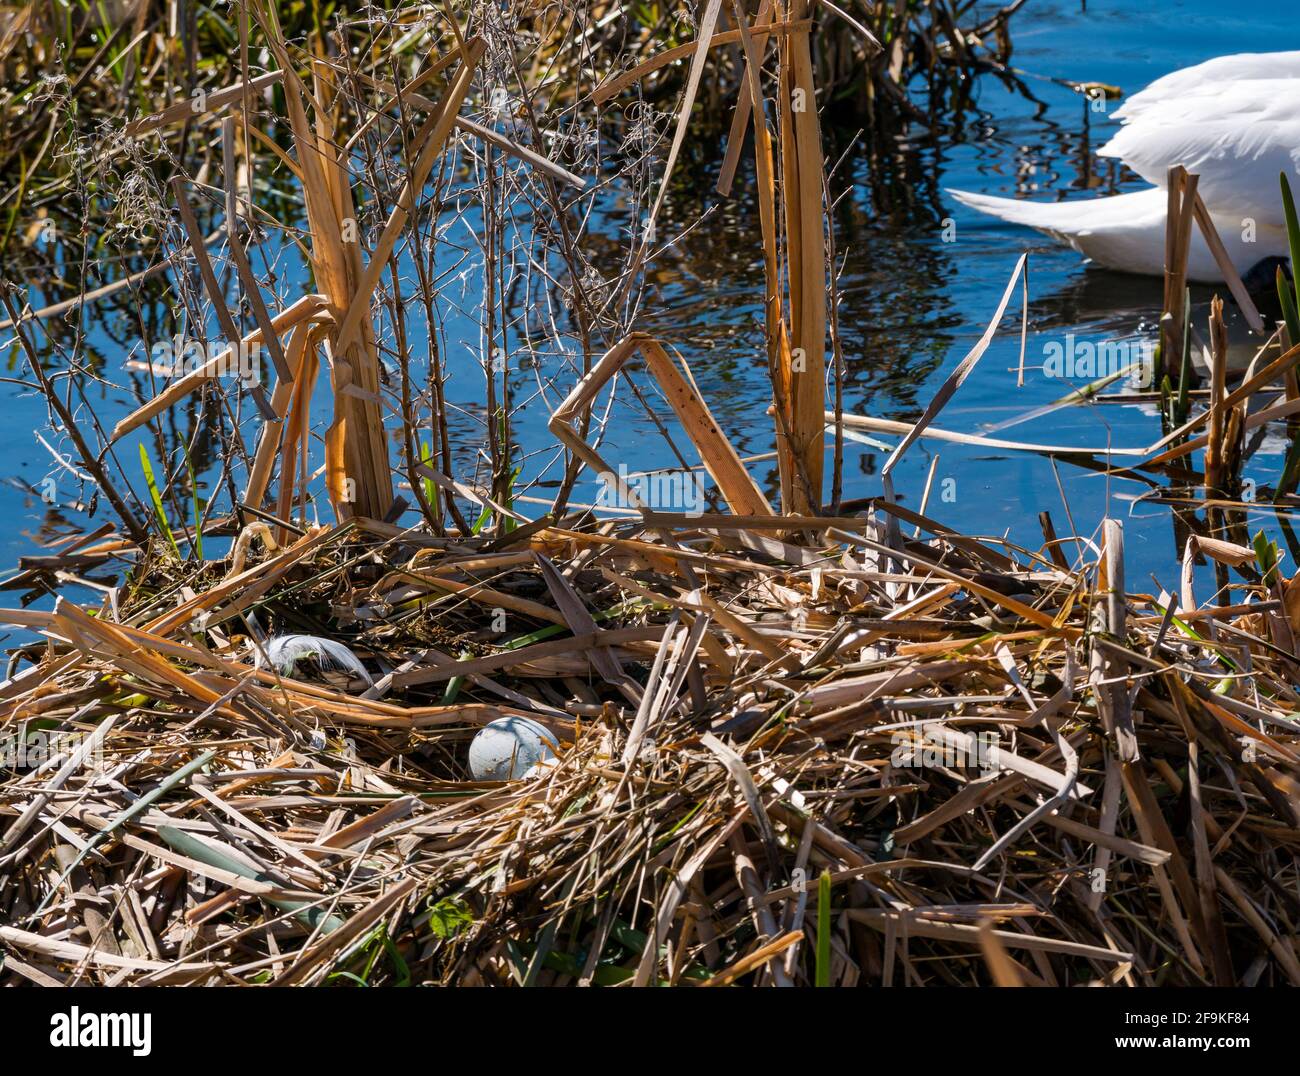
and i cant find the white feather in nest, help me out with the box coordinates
[255,635,373,691]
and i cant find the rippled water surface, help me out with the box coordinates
[3,0,1295,636]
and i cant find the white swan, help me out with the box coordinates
[949,52,1300,281]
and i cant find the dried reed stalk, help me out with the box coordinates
[1161,165,1198,366]
[773,0,827,515]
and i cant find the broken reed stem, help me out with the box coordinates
[731,0,781,376]
[243,323,314,510]
[1161,165,1198,370]
[1205,295,1228,498]
[1090,518,1137,762]
[550,333,774,518]
[773,0,827,516]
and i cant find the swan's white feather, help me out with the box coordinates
[947,187,1286,281]
[1112,52,1300,121]
[1099,85,1300,230]
[257,634,373,685]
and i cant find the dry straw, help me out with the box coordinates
[1,1,1299,990]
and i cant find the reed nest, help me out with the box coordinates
[2,503,1300,987]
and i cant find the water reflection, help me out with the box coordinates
[3,0,1298,620]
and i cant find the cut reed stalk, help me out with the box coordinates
[1160,166,1198,368]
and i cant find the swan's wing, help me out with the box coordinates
[1099,86,1300,230]
[1114,51,1300,121]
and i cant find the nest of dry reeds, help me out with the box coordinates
[2,0,1298,990]
[2,502,1299,987]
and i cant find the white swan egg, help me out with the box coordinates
[468,717,559,781]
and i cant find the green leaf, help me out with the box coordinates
[33,751,216,919]
[380,928,411,986]
[1254,529,1281,587]
[470,503,492,536]
[325,970,370,987]
[159,822,346,935]
[427,894,475,940]
[1278,439,1300,501]
[440,649,471,705]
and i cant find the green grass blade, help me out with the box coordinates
[815,869,831,987]
[159,823,346,935]
[1278,439,1300,501]
[33,749,215,918]
[441,649,471,704]
[419,441,436,508]
[1279,266,1300,346]
[1281,172,1300,321]
[138,444,179,559]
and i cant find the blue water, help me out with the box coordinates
[580,0,1298,595]
[2,0,1295,642]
